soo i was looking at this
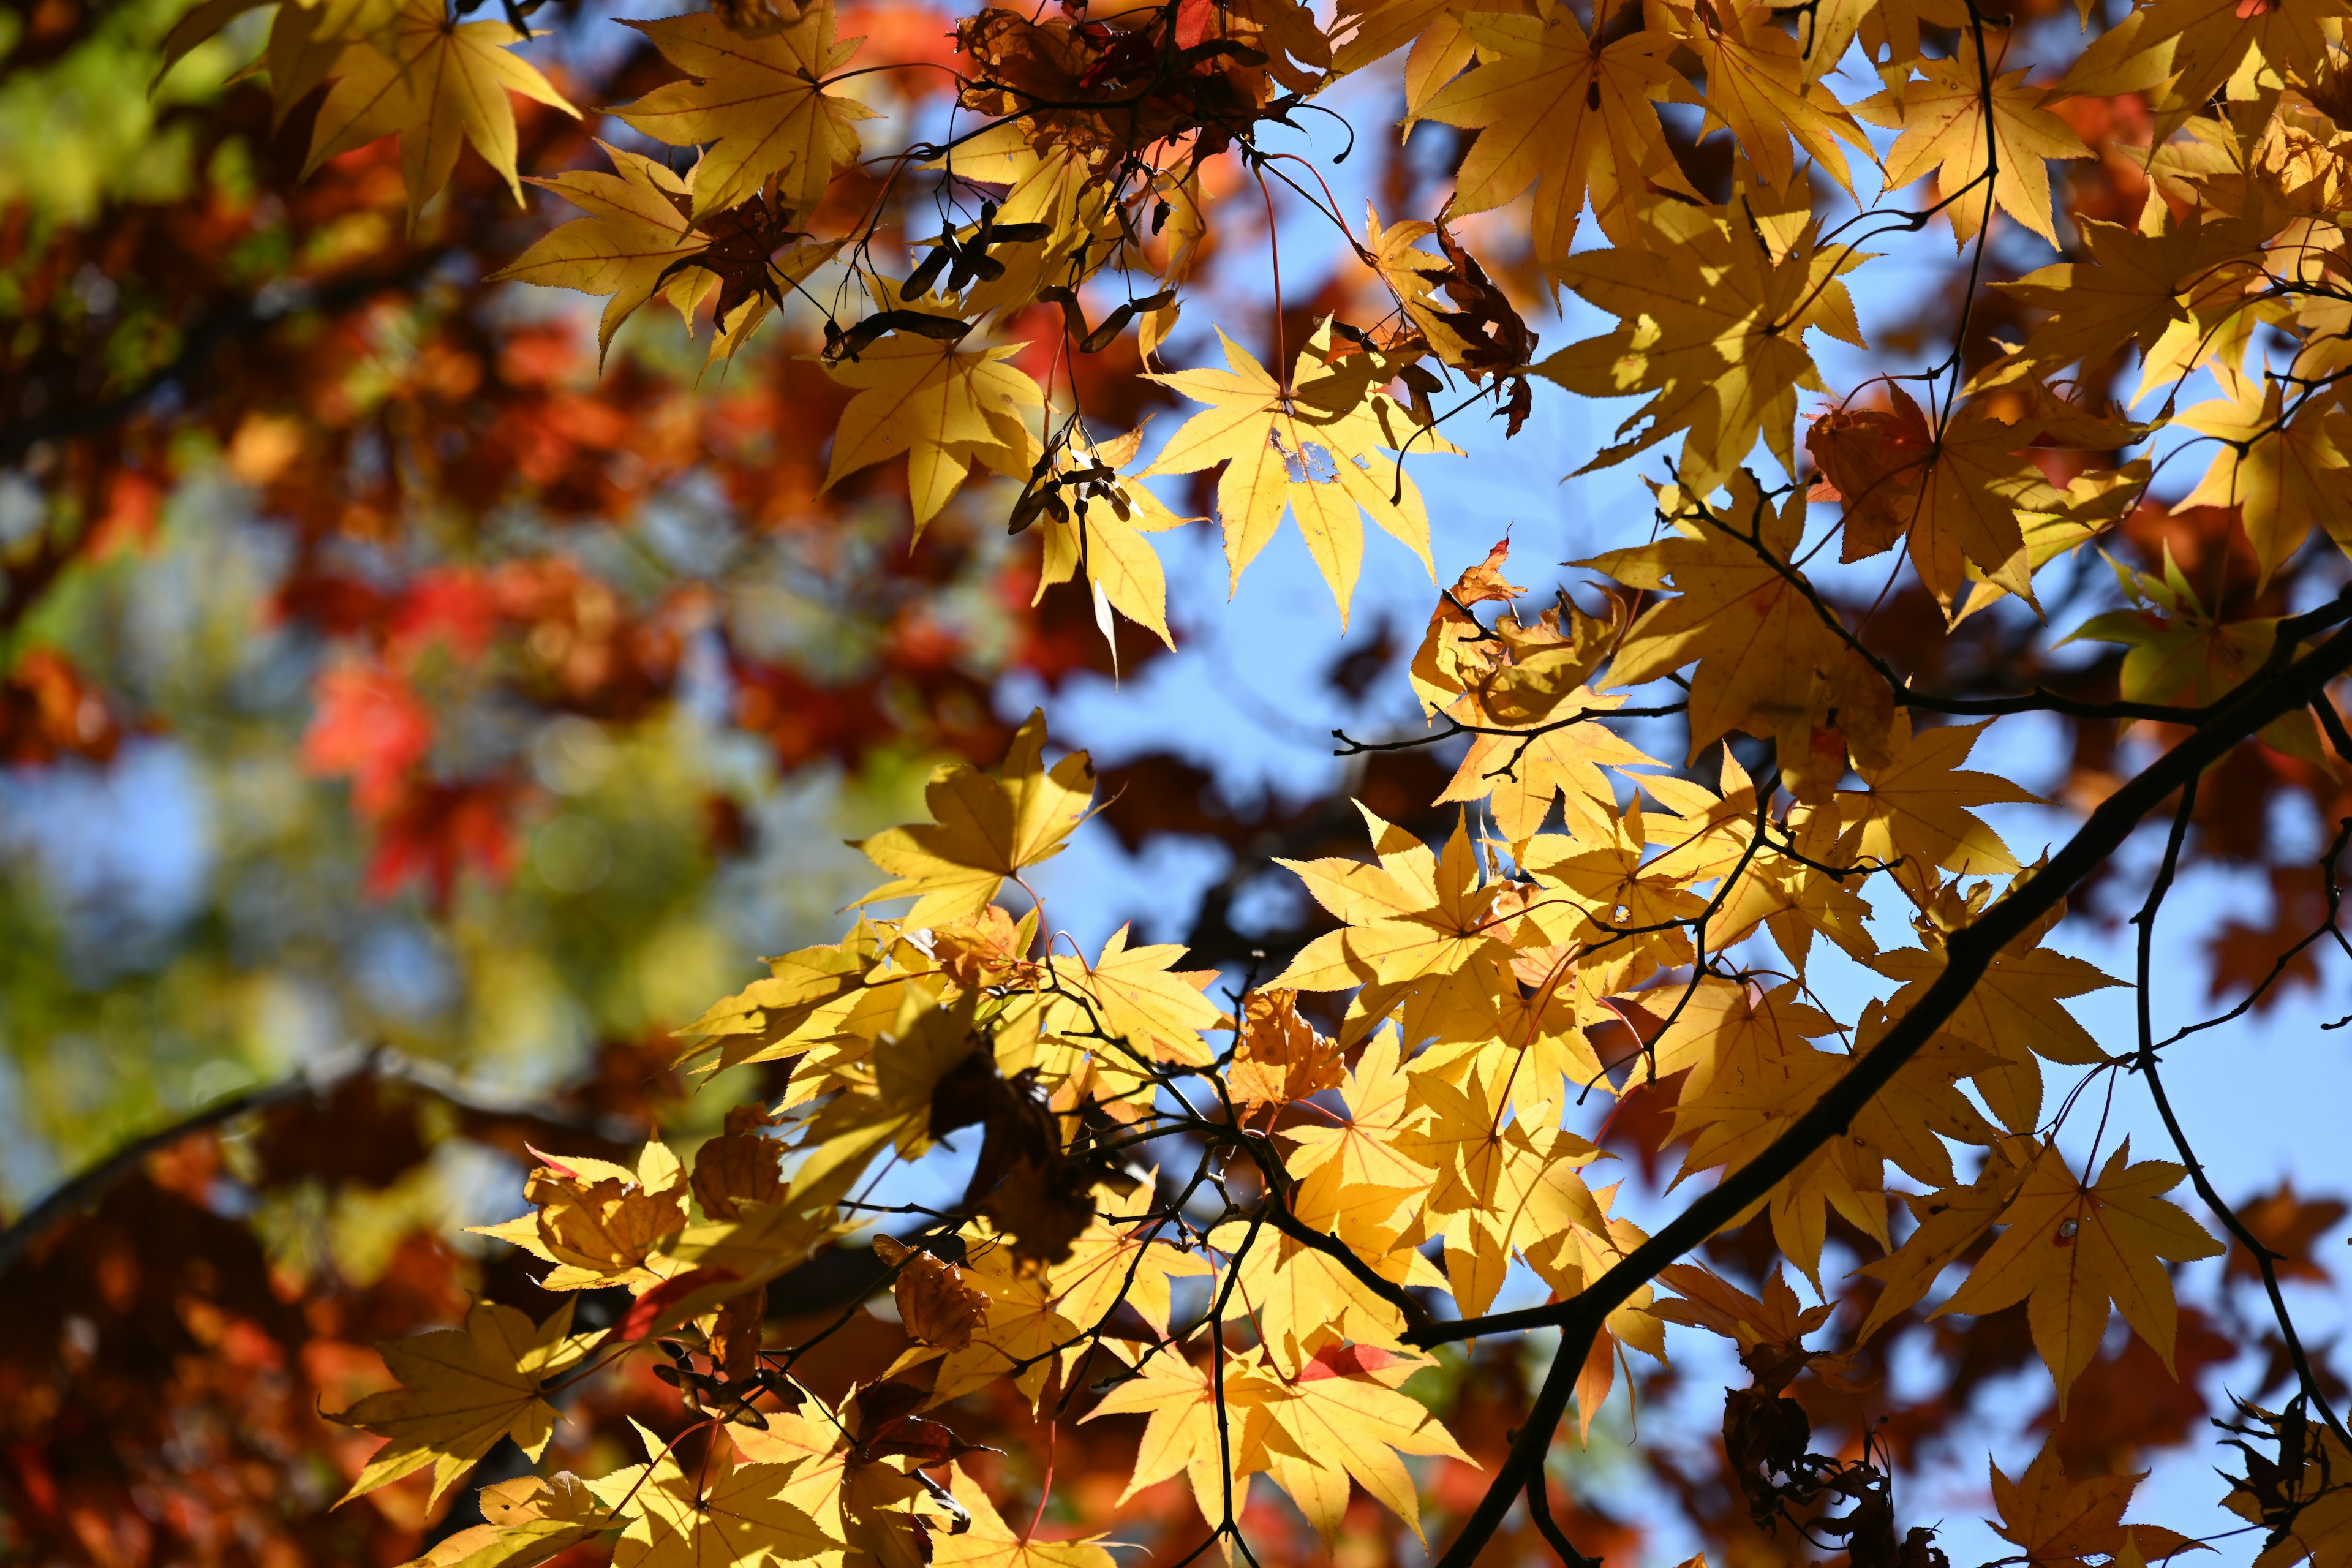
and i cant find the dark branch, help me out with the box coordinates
[1408,609,2352,1568]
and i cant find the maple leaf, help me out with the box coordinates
[1213,1205,1442,1360]
[2223,1406,2352,1568]
[1807,386,1937,562]
[1360,209,1537,377]
[1899,398,2071,610]
[2064,547,2326,763]
[405,1473,610,1568]
[1838,710,2040,883]
[901,1229,1081,1406]
[472,1141,692,1291]
[1939,1140,2223,1412]
[675,932,894,1074]
[605,1420,839,1568]
[1082,1346,1236,1525]
[1659,0,1874,202]
[1871,907,2120,1131]
[1047,1202,1212,1338]
[1227,1340,1472,1541]
[1146,323,1451,626]
[1989,1439,2201,1568]
[1651,1263,1856,1388]
[1640,978,1841,1105]
[1396,1052,1600,1313]
[302,0,577,233]
[933,1464,1116,1568]
[1519,796,1711,971]
[1272,807,1512,1046]
[1994,213,2261,377]
[1583,472,1840,758]
[1538,200,1823,492]
[1411,6,1692,261]
[821,322,1046,532]
[854,709,1093,925]
[1281,1025,1439,1232]
[616,0,876,219]
[872,1234,990,1351]
[2065,0,2352,148]
[2171,371,2352,585]
[1226,987,1345,1112]
[494,146,708,363]
[1852,1137,2035,1342]
[331,1300,602,1505]
[1439,690,1660,842]
[1051,924,1221,1066]
[495,148,850,368]
[727,1393,951,1568]
[1856,44,2090,247]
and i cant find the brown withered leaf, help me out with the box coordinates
[655,192,808,335]
[875,1235,990,1351]
[693,1103,786,1221]
[1807,386,1934,563]
[1227,988,1344,1113]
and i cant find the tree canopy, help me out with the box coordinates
[2,0,2351,1564]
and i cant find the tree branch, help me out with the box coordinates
[0,1047,642,1275]
[1408,609,2352,1568]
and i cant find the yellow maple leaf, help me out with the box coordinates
[492,144,840,367]
[729,1393,948,1568]
[1271,808,1511,1046]
[1145,323,1450,627]
[1660,0,1874,202]
[401,1472,609,1568]
[933,1464,1115,1568]
[1281,1025,1437,1232]
[1894,399,2070,610]
[301,0,577,232]
[1047,1200,1212,1338]
[1994,212,2261,377]
[1537,202,1822,492]
[1410,4,1694,260]
[471,1141,692,1292]
[1227,1339,1471,1542]
[1225,987,1346,1112]
[1870,908,2120,1132]
[1083,1346,1234,1527]
[854,709,1094,925]
[1397,1053,1600,1314]
[2173,369,2352,586]
[1583,473,1841,759]
[674,932,891,1075]
[1856,45,2090,247]
[1052,923,1222,1067]
[2065,0,2352,148]
[616,0,876,219]
[822,323,1046,532]
[1939,1140,2223,1412]
[1212,1207,1442,1362]
[1838,709,2040,883]
[331,1300,602,1505]
[1852,1137,2034,1342]
[605,1420,839,1568]
[2064,546,2327,765]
